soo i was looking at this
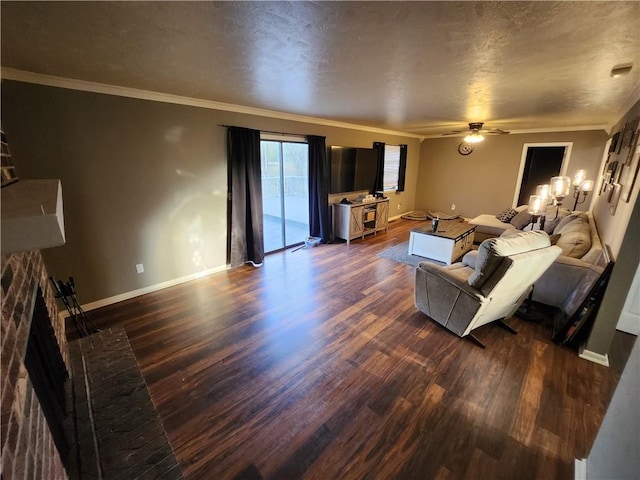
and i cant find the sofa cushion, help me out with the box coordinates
[468,214,519,237]
[510,210,533,229]
[553,212,587,235]
[549,233,561,245]
[496,208,518,223]
[468,231,551,289]
[554,215,591,258]
[543,217,561,234]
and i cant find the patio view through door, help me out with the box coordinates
[260,138,309,253]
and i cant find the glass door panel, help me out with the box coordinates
[282,142,309,247]
[261,140,309,253]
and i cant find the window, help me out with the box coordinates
[383,144,407,192]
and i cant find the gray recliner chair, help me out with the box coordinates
[414,230,562,347]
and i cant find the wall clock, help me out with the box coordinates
[458,142,474,155]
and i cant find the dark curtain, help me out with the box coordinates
[397,144,408,192]
[307,135,331,243]
[373,142,385,192]
[227,127,264,267]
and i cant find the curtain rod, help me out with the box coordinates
[218,124,307,138]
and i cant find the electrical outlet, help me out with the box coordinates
[397,204,402,210]
[450,203,456,211]
[136,263,144,274]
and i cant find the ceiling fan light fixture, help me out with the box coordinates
[464,132,484,143]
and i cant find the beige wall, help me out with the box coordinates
[1,80,420,304]
[585,99,640,356]
[592,100,640,257]
[416,130,608,219]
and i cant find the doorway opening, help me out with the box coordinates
[514,143,572,206]
[260,137,309,253]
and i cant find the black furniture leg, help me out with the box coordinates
[466,334,486,349]
[496,319,518,335]
[516,286,545,323]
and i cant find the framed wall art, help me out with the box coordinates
[607,160,620,183]
[626,129,639,165]
[609,131,621,153]
[620,142,640,203]
[1,129,19,188]
[609,182,622,214]
[616,125,626,154]
[623,117,639,149]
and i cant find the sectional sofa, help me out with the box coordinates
[469,207,603,311]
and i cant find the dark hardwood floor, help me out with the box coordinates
[74,218,636,480]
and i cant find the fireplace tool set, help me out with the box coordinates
[50,276,99,338]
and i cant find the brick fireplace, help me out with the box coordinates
[1,250,69,479]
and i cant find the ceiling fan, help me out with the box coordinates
[442,122,510,143]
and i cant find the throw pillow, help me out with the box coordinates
[553,212,588,235]
[510,210,533,230]
[554,216,591,258]
[495,208,518,223]
[543,208,572,233]
[543,216,562,234]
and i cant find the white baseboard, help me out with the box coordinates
[574,458,587,480]
[578,344,610,367]
[616,310,640,335]
[58,265,228,321]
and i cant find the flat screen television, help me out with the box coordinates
[330,146,378,194]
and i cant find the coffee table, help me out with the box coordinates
[408,221,476,265]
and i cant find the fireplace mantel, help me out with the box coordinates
[1,179,66,254]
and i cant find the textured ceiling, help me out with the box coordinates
[1,1,639,136]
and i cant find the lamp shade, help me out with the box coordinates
[573,170,587,186]
[535,184,551,205]
[550,176,571,198]
[527,195,543,215]
[580,179,595,192]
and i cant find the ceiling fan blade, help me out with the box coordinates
[482,129,510,135]
[440,122,510,137]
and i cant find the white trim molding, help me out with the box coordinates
[574,458,587,480]
[1,67,424,140]
[512,142,574,208]
[57,264,228,322]
[578,344,610,367]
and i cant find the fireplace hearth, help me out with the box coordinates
[2,251,182,479]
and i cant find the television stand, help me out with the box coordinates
[333,198,389,244]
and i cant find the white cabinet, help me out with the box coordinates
[333,199,389,244]
[375,200,388,232]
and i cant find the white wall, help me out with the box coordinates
[617,264,640,335]
[584,339,639,479]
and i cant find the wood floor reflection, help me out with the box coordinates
[76,218,636,480]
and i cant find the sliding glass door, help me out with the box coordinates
[261,139,309,253]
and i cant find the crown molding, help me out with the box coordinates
[0,67,424,140]
[607,81,640,133]
[505,126,609,135]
